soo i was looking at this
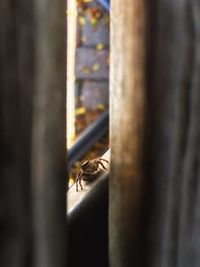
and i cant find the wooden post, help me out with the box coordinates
[32,1,67,267]
[110,1,200,267]
[66,0,76,148]
[146,1,200,267]
[0,1,35,267]
[0,1,67,267]
[109,1,148,267]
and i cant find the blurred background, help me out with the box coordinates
[67,0,110,187]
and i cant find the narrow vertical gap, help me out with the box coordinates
[67,0,76,148]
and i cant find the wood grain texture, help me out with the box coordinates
[0,1,67,267]
[110,1,200,267]
[0,1,34,267]
[146,1,200,267]
[109,1,148,266]
[31,1,67,267]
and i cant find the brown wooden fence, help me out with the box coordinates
[1,1,200,267]
[110,1,200,267]
[0,1,66,267]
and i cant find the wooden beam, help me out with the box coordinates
[110,1,200,267]
[146,1,200,267]
[66,0,76,148]
[31,1,67,267]
[109,1,148,267]
[0,1,34,266]
[0,1,66,267]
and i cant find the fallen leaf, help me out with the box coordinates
[78,16,86,26]
[82,66,91,73]
[90,17,97,28]
[96,103,105,111]
[92,63,100,71]
[96,43,104,50]
[75,107,86,115]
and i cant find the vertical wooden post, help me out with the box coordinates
[146,2,200,267]
[110,1,200,267]
[0,1,34,267]
[109,1,147,267]
[0,1,67,267]
[31,1,67,267]
[66,0,76,148]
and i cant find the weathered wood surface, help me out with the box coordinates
[31,1,67,267]
[146,2,200,267]
[0,2,35,267]
[109,1,148,267]
[110,1,200,267]
[0,1,67,267]
[68,173,109,267]
[68,150,110,267]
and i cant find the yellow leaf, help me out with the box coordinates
[82,66,91,73]
[79,16,86,26]
[75,107,86,115]
[92,63,100,72]
[90,17,97,27]
[96,43,104,50]
[96,103,105,111]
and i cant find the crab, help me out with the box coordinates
[75,158,109,191]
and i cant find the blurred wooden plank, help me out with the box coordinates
[109,1,147,267]
[0,1,35,267]
[31,1,67,267]
[110,1,200,267]
[146,2,200,267]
